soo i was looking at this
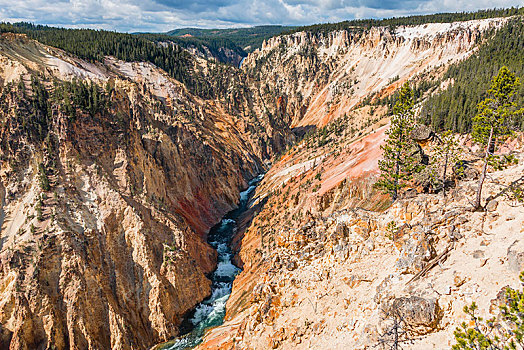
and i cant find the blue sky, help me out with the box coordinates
[0,0,523,32]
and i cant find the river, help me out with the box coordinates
[157,174,263,350]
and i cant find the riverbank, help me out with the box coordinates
[155,175,263,350]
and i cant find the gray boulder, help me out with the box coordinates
[384,296,442,335]
[410,124,434,142]
[507,240,524,273]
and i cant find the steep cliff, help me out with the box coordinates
[242,18,507,128]
[0,33,289,349]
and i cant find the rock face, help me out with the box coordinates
[0,34,290,349]
[507,240,524,273]
[243,18,507,128]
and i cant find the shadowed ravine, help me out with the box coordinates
[157,174,264,350]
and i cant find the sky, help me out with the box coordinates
[0,0,523,33]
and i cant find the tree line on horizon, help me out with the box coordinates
[0,22,219,98]
[283,7,524,36]
[165,25,292,54]
[420,18,524,133]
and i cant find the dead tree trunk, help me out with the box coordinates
[474,126,494,210]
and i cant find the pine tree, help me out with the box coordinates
[472,66,521,210]
[376,83,421,201]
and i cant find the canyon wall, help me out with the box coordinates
[243,18,507,128]
[0,33,289,349]
[196,17,524,349]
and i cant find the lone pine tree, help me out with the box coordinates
[472,66,521,210]
[376,83,421,201]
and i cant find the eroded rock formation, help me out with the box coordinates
[0,15,521,350]
[0,33,289,349]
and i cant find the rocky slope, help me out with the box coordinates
[194,17,524,349]
[0,33,290,349]
[198,125,524,349]
[243,18,507,128]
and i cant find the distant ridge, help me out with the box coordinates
[166,25,294,53]
[283,6,523,35]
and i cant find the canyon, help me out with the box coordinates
[0,32,290,349]
[0,15,522,350]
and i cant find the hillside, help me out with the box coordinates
[284,7,524,35]
[0,31,291,349]
[420,18,524,132]
[166,26,294,54]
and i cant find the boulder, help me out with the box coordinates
[410,124,434,142]
[507,240,524,273]
[333,243,349,261]
[472,250,485,259]
[285,260,297,271]
[385,296,442,335]
[486,199,498,212]
[335,222,349,237]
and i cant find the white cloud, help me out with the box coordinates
[0,0,522,32]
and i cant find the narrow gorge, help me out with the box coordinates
[0,11,523,350]
[157,175,262,350]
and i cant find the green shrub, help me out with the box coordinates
[453,271,524,349]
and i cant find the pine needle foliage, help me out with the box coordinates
[420,19,524,133]
[472,66,522,209]
[375,83,422,201]
[453,271,524,350]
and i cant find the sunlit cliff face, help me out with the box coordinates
[243,18,507,128]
